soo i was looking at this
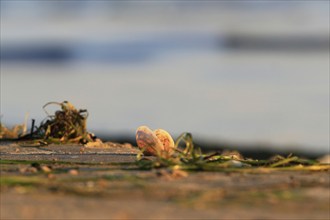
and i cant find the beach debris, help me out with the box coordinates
[34,101,96,144]
[40,165,52,173]
[19,163,52,173]
[19,166,38,174]
[154,129,175,154]
[136,131,326,171]
[136,126,175,156]
[9,101,99,146]
[0,114,28,139]
[0,101,101,145]
[85,137,106,148]
[220,150,244,160]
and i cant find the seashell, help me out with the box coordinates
[136,126,176,156]
[154,129,175,154]
[136,126,164,156]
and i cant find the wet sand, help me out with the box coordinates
[1,142,329,219]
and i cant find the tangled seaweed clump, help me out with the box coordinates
[1,101,99,145]
[36,101,96,144]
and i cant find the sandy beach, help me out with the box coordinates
[1,142,329,219]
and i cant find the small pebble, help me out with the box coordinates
[41,165,52,173]
[19,167,38,173]
[47,173,56,179]
[68,169,79,175]
[156,168,188,180]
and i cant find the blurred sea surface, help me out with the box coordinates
[1,2,329,152]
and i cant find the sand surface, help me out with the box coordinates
[1,142,329,219]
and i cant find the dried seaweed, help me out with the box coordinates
[33,101,97,144]
[0,114,28,139]
[136,132,327,171]
[1,101,98,145]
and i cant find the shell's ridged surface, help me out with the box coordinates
[136,126,164,156]
[136,126,175,156]
[154,129,175,154]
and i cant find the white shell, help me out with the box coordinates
[136,126,175,156]
[154,129,175,154]
[136,126,164,156]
